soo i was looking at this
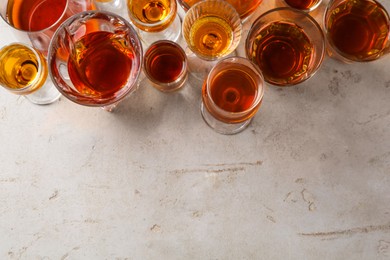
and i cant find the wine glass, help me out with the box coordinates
[324,0,390,63]
[0,43,61,104]
[127,0,181,47]
[201,56,265,135]
[0,0,93,56]
[177,0,263,22]
[182,0,242,79]
[246,7,325,87]
[282,0,322,12]
[48,11,143,111]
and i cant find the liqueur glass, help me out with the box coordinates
[201,56,265,135]
[324,0,390,63]
[282,0,322,12]
[0,43,61,104]
[246,7,325,86]
[0,0,93,56]
[127,0,181,47]
[182,0,242,79]
[48,11,143,111]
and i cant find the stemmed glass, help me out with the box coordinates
[0,0,93,56]
[48,11,143,111]
[127,0,181,47]
[0,43,61,104]
[182,0,242,79]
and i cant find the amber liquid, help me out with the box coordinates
[145,42,186,83]
[327,0,389,61]
[202,64,261,123]
[284,0,318,9]
[7,0,67,31]
[67,31,135,98]
[189,16,233,59]
[128,0,175,32]
[179,0,262,19]
[0,44,46,92]
[249,22,313,85]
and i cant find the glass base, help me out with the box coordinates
[200,102,252,135]
[138,15,181,48]
[25,78,61,105]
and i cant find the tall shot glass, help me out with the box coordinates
[324,0,390,63]
[201,57,265,135]
[246,7,325,87]
[48,11,143,111]
[0,43,61,104]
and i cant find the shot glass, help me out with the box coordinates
[246,7,325,86]
[0,43,61,104]
[282,0,322,12]
[127,0,181,46]
[324,0,390,62]
[48,11,143,111]
[0,0,93,56]
[143,40,188,92]
[201,56,265,135]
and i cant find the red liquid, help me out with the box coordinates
[7,0,67,31]
[209,67,257,113]
[68,31,134,98]
[144,42,186,83]
[284,0,317,9]
[328,0,389,60]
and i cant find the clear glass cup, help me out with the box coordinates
[182,0,242,79]
[0,0,93,56]
[48,11,143,111]
[93,0,128,18]
[324,0,390,63]
[246,7,325,87]
[201,56,265,135]
[0,43,61,104]
[282,0,322,12]
[127,0,181,47]
[178,0,263,22]
[143,40,188,92]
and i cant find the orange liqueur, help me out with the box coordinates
[205,65,258,115]
[327,0,389,60]
[145,42,185,83]
[250,22,313,84]
[68,31,135,98]
[7,0,67,31]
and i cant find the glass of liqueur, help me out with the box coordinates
[245,7,325,86]
[283,0,322,12]
[178,0,263,22]
[0,43,61,104]
[0,0,93,56]
[127,0,181,47]
[48,11,143,111]
[143,40,188,92]
[324,0,390,62]
[201,56,265,135]
[182,0,242,78]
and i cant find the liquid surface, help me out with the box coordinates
[7,0,67,31]
[0,44,44,90]
[68,31,134,98]
[284,0,317,9]
[145,43,185,83]
[250,21,313,84]
[327,0,389,60]
[189,16,233,58]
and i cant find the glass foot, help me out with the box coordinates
[25,78,61,105]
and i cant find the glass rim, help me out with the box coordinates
[143,40,188,85]
[47,10,144,107]
[0,42,45,93]
[0,0,70,33]
[127,0,177,30]
[205,56,265,118]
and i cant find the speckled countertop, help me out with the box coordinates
[0,0,389,259]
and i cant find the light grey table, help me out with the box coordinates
[1,0,389,259]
